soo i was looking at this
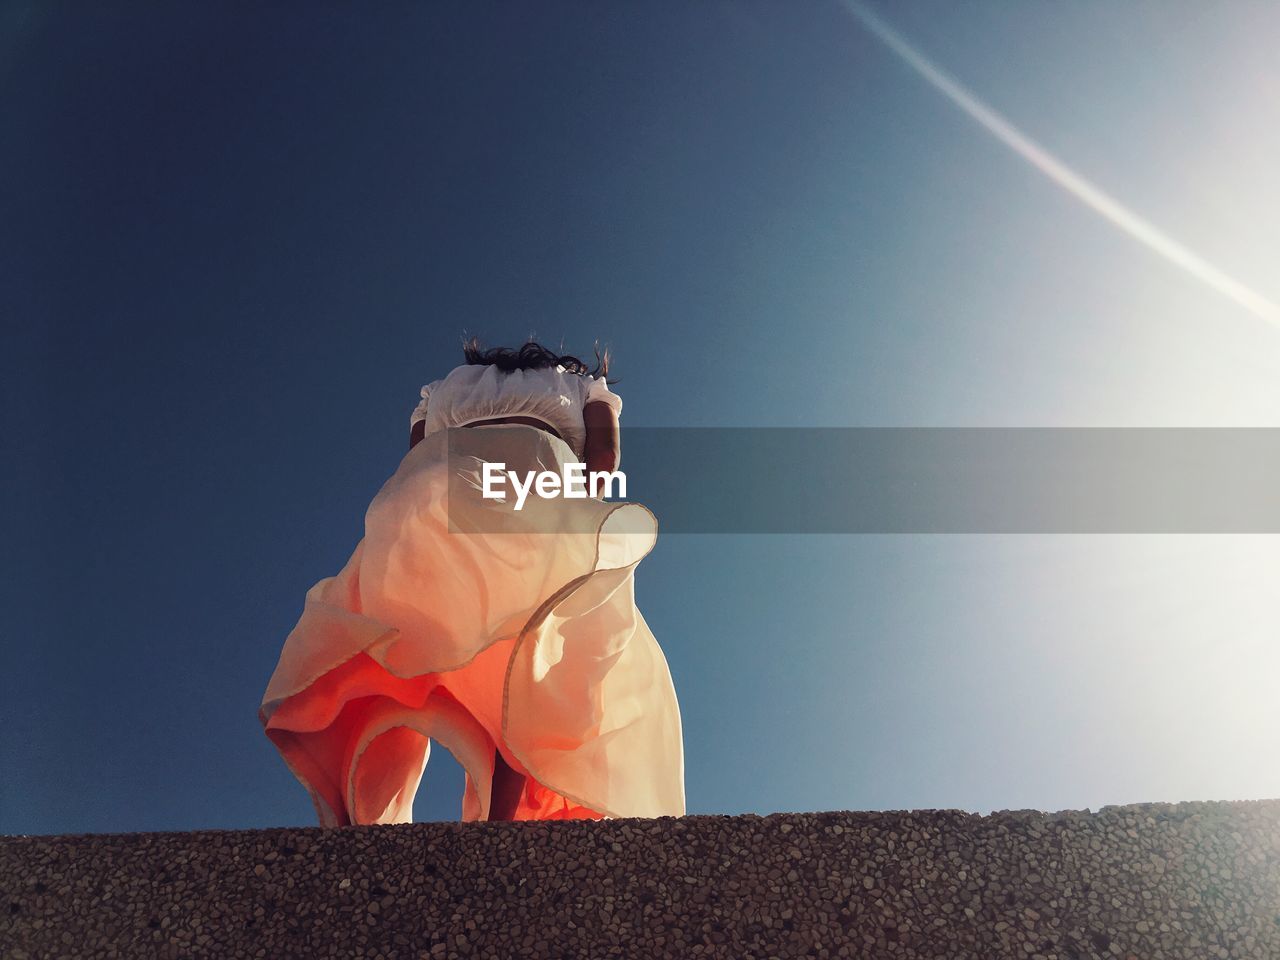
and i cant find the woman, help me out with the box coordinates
[259,338,684,824]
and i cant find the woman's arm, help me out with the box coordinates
[409,383,431,451]
[583,399,620,496]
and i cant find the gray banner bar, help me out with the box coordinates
[450,428,1280,533]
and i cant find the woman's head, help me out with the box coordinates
[462,336,612,382]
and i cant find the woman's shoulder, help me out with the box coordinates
[439,362,599,392]
[420,362,621,415]
[582,372,622,415]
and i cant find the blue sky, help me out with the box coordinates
[4,1,1279,836]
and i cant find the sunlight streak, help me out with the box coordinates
[840,0,1280,329]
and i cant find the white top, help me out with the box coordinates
[410,363,622,460]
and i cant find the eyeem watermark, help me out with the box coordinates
[455,428,1280,532]
[481,461,627,510]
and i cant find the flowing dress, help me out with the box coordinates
[259,423,684,824]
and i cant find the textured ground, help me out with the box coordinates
[3,800,1279,959]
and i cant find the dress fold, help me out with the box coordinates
[259,425,684,824]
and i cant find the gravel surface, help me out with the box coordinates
[3,799,1279,959]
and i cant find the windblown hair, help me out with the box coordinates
[461,336,613,382]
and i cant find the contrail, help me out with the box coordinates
[839,0,1280,328]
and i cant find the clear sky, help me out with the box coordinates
[4,1,1279,836]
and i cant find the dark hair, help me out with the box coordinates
[461,336,613,383]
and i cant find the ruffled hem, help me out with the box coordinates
[259,425,683,825]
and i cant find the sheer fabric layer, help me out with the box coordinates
[259,425,684,825]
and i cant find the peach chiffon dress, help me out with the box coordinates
[258,421,684,825]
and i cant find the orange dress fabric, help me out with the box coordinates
[259,424,685,825]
